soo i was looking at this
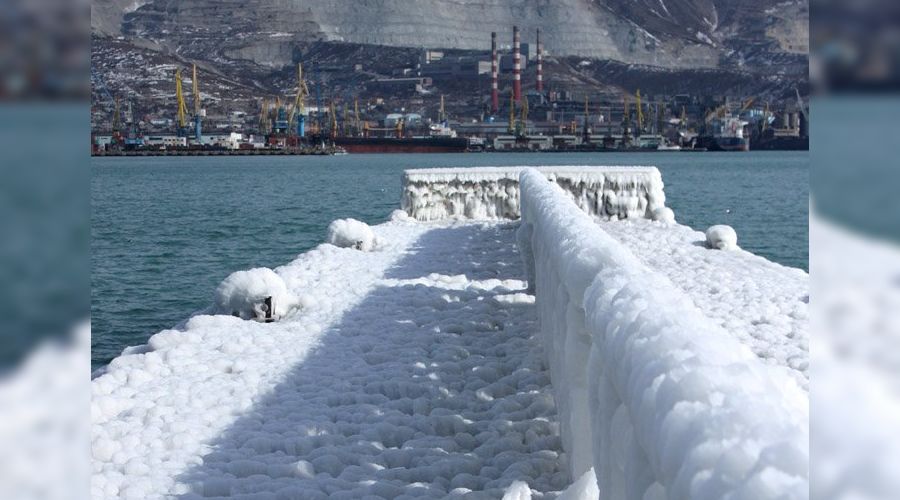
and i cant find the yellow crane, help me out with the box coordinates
[175,68,188,131]
[287,63,309,137]
[680,105,687,127]
[762,101,770,131]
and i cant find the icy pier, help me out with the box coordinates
[92,167,808,500]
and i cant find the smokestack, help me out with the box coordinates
[536,28,543,93]
[491,32,499,114]
[513,25,521,102]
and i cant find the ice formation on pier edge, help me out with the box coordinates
[518,167,808,500]
[402,166,666,221]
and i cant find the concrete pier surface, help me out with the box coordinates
[92,167,808,499]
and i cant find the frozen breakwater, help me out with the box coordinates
[401,167,666,222]
[92,166,808,499]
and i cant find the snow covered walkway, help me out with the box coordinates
[93,221,567,499]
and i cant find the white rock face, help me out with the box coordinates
[214,268,296,320]
[706,224,738,250]
[518,168,808,500]
[326,218,376,251]
[402,166,666,222]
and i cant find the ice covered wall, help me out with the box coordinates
[517,168,809,499]
[402,167,665,222]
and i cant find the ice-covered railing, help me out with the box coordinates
[517,168,809,499]
[401,166,666,221]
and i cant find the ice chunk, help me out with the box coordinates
[326,218,376,251]
[652,207,675,224]
[706,224,738,250]
[389,209,410,222]
[213,267,296,320]
[501,480,532,500]
[556,469,599,500]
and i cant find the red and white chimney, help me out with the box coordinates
[513,25,521,102]
[491,32,499,114]
[536,28,544,93]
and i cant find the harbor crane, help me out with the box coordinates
[192,64,202,143]
[174,68,189,136]
[112,96,121,136]
[329,101,338,139]
[287,63,309,138]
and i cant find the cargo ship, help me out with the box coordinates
[697,115,750,152]
[333,136,469,153]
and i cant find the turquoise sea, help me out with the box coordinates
[91,152,808,369]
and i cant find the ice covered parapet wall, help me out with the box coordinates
[401,166,665,221]
[517,168,809,500]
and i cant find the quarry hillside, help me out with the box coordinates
[93,0,807,70]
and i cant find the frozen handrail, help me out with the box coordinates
[401,166,666,221]
[517,167,809,500]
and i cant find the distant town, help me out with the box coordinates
[92,27,809,155]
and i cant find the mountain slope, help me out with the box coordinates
[92,0,807,72]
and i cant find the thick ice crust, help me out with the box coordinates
[402,166,666,222]
[518,168,808,500]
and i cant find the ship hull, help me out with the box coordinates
[334,137,468,153]
[697,136,750,152]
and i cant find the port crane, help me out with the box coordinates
[175,68,189,136]
[286,64,309,139]
[112,96,121,136]
[192,64,202,143]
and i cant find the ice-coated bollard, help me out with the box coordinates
[326,218,376,251]
[706,224,738,250]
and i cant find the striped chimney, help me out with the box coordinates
[491,32,499,113]
[536,28,543,92]
[513,25,521,102]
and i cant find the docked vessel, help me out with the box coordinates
[333,136,469,153]
[698,115,750,152]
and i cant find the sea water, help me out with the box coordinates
[91,151,808,369]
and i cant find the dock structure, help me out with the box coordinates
[92,167,808,499]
